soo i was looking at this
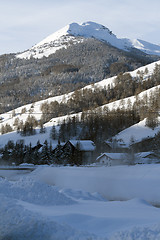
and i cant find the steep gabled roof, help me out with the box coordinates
[135,152,159,159]
[68,140,96,152]
[97,152,125,161]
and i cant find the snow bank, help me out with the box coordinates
[0,176,75,206]
[1,192,160,240]
[1,165,160,239]
[32,165,160,205]
[0,195,97,240]
[111,224,160,240]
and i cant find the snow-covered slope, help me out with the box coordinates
[0,58,160,149]
[1,58,159,119]
[1,83,160,149]
[131,39,160,56]
[17,21,160,59]
[17,24,85,59]
[113,117,160,147]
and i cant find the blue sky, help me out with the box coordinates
[0,0,160,54]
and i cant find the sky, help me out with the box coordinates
[0,0,160,55]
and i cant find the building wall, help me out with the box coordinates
[98,155,126,166]
[98,156,111,166]
[63,141,95,165]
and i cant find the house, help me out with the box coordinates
[96,152,128,166]
[135,152,160,164]
[63,140,96,165]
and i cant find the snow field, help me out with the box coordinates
[0,195,96,240]
[0,176,75,206]
[1,165,160,239]
[31,165,160,205]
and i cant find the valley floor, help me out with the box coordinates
[1,164,160,240]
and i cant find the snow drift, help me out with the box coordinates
[1,165,160,239]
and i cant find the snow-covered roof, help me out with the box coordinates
[135,152,160,164]
[97,152,125,161]
[135,152,159,159]
[68,140,96,152]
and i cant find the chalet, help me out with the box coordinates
[63,140,96,165]
[135,152,160,164]
[96,152,128,166]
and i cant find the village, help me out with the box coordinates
[1,137,160,167]
[52,139,160,166]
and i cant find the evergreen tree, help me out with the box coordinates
[50,125,57,140]
[39,120,46,134]
[53,140,64,164]
[59,119,66,142]
[40,140,51,164]
[23,143,33,164]
[11,140,25,165]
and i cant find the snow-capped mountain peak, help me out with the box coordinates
[67,21,115,37]
[17,21,118,59]
[17,21,160,59]
[34,21,115,48]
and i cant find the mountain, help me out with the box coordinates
[17,21,160,59]
[1,22,158,114]
[1,21,160,166]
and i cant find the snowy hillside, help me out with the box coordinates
[1,58,160,128]
[101,84,160,112]
[1,84,160,149]
[0,59,160,148]
[17,21,160,59]
[113,117,160,147]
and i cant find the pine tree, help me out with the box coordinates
[50,125,57,140]
[53,140,64,165]
[40,140,51,165]
[23,143,33,164]
[59,119,66,142]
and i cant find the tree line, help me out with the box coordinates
[0,139,83,166]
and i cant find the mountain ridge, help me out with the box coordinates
[17,21,160,59]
